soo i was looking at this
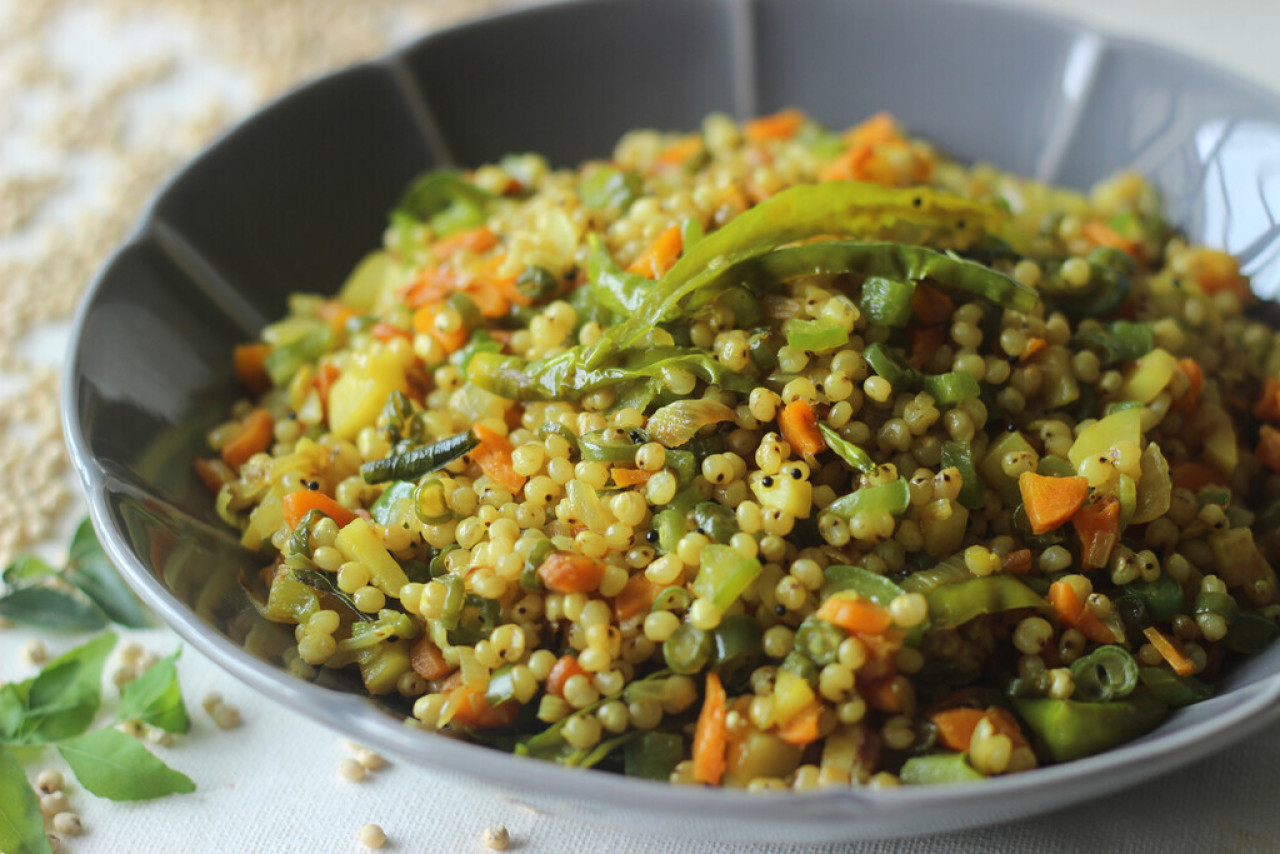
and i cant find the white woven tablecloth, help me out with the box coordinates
[4,1,1280,851]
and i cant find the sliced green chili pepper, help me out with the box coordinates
[1223,612,1278,655]
[664,450,699,488]
[625,731,685,780]
[825,477,911,520]
[1137,666,1211,707]
[428,544,456,579]
[447,593,501,646]
[286,508,322,558]
[859,276,916,327]
[579,428,648,463]
[819,423,876,474]
[899,753,984,784]
[377,390,416,443]
[663,623,712,674]
[1070,645,1140,702]
[1123,575,1184,622]
[691,502,739,544]
[748,330,780,372]
[1036,247,1134,319]
[396,170,493,237]
[862,342,921,391]
[794,616,844,667]
[923,370,981,406]
[1072,320,1155,368]
[457,329,503,374]
[780,650,820,688]
[369,481,415,526]
[786,318,849,352]
[264,324,334,386]
[515,265,560,302]
[653,507,690,554]
[413,477,454,524]
[925,575,1053,630]
[437,573,466,631]
[360,430,479,484]
[940,440,984,509]
[1113,593,1151,640]
[651,585,694,613]
[485,664,519,707]
[710,614,763,690]
[535,421,580,456]
[1013,691,1167,762]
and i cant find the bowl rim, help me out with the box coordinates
[61,0,1280,839]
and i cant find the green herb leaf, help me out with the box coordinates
[0,684,25,741]
[14,633,116,745]
[64,521,150,628]
[116,650,190,734]
[57,728,195,801]
[0,587,107,632]
[0,745,51,854]
[2,554,54,586]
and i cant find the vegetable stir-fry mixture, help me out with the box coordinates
[203,109,1280,788]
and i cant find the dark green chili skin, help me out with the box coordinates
[691,502,739,544]
[1137,666,1211,707]
[579,428,648,463]
[794,616,845,667]
[1037,247,1134,319]
[625,731,685,780]
[1013,691,1167,762]
[1124,575,1185,622]
[1224,612,1279,655]
[663,623,712,674]
[516,265,561,302]
[924,576,1053,630]
[1069,645,1140,702]
[940,440,984,509]
[710,614,764,691]
[360,430,479,484]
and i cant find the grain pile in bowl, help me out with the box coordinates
[202,109,1280,789]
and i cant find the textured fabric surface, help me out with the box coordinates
[5,0,1280,851]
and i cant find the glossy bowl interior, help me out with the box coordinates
[64,0,1280,842]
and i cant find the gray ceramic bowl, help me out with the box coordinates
[64,0,1280,843]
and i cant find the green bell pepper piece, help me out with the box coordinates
[824,478,911,520]
[925,575,1053,630]
[1013,691,1167,762]
[858,276,916,327]
[899,752,984,784]
[625,731,685,780]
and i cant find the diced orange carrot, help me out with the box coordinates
[1020,337,1048,362]
[443,680,519,729]
[472,423,527,494]
[1082,219,1141,258]
[1048,578,1114,644]
[1143,626,1196,677]
[193,457,232,494]
[778,399,825,460]
[403,265,464,309]
[546,654,589,699]
[1002,548,1033,576]
[614,573,659,622]
[626,225,683,279]
[281,489,357,530]
[1071,495,1121,571]
[1018,472,1089,535]
[460,278,511,318]
[432,225,498,258]
[611,468,654,487]
[692,672,728,785]
[1258,425,1280,475]
[1253,378,1280,423]
[816,595,892,636]
[1171,358,1203,412]
[313,362,341,411]
[655,135,704,168]
[412,303,469,353]
[317,300,357,334]
[776,702,822,746]
[370,322,412,342]
[536,551,605,594]
[233,343,272,395]
[911,282,955,326]
[409,635,456,681]
[843,111,902,148]
[1170,461,1227,494]
[931,707,987,752]
[744,108,806,143]
[220,408,274,469]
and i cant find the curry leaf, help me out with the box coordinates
[57,728,195,801]
[116,650,190,734]
[0,587,107,632]
[64,521,150,629]
[15,633,116,745]
[0,745,50,854]
[2,554,54,586]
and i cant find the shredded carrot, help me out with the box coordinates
[778,399,825,460]
[1071,495,1121,571]
[744,108,806,143]
[220,408,274,469]
[409,636,456,681]
[776,701,822,746]
[546,654,589,699]
[370,322,412,342]
[692,672,728,785]
[412,303,469,354]
[536,551,605,594]
[281,489,357,530]
[931,707,987,752]
[1048,579,1114,644]
[611,468,654,487]
[1170,461,1227,494]
[816,595,892,636]
[911,282,955,326]
[1082,219,1141,258]
[1018,472,1089,535]
[626,225,683,279]
[1020,337,1048,362]
[233,343,272,395]
[1143,626,1196,676]
[432,225,498,258]
[472,423,527,494]
[1002,548,1033,576]
[1253,378,1280,423]
[655,135,704,168]
[1258,425,1280,475]
[402,266,458,309]
[614,573,659,622]
[1171,357,1203,412]
[193,457,232,495]
[442,679,519,729]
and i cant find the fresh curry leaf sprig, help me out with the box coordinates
[0,634,196,854]
[0,520,150,632]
